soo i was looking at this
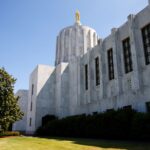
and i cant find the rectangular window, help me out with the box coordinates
[93,112,98,115]
[123,37,133,73]
[95,57,100,86]
[123,105,132,110]
[29,118,32,127]
[85,64,88,90]
[30,101,32,111]
[107,48,115,80]
[142,24,150,65]
[106,109,114,112]
[31,84,34,95]
[146,102,150,113]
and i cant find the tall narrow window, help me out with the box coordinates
[95,57,100,86]
[85,64,88,90]
[146,102,150,113]
[123,37,133,73]
[123,105,132,110]
[31,84,34,95]
[29,118,32,127]
[107,48,114,80]
[142,24,150,65]
[30,101,32,111]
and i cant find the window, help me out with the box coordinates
[95,57,100,86]
[123,38,133,73]
[142,24,150,65]
[85,64,88,90]
[30,101,32,111]
[146,102,150,112]
[31,84,34,95]
[107,48,115,80]
[123,105,132,110]
[106,109,114,112]
[93,112,98,115]
[29,118,32,127]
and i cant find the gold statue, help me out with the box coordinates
[75,10,80,23]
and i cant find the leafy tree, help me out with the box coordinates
[0,68,23,131]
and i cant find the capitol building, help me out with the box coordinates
[13,1,150,134]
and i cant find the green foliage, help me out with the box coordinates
[42,114,57,126]
[0,131,20,137]
[131,112,150,140]
[36,108,150,140]
[0,67,23,131]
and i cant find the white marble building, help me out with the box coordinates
[14,1,150,134]
[13,90,28,132]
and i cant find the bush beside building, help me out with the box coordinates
[36,108,150,140]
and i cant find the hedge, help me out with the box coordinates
[36,108,150,140]
[0,131,20,137]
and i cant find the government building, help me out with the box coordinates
[13,1,150,134]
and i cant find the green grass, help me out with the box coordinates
[0,136,150,150]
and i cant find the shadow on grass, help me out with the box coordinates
[36,136,150,150]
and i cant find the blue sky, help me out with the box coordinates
[0,0,148,92]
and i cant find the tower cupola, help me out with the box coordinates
[55,11,99,66]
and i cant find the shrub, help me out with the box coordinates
[42,115,57,126]
[131,112,150,140]
[36,109,150,140]
[0,131,20,137]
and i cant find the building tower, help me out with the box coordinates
[55,11,99,65]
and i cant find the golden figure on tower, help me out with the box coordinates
[75,10,80,24]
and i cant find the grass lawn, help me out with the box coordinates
[0,136,150,150]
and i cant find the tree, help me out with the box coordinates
[0,68,23,131]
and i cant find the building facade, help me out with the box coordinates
[13,90,28,132]
[14,1,150,134]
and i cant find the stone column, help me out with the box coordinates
[55,36,59,66]
[101,41,107,99]
[68,29,72,62]
[90,31,93,48]
[94,32,98,46]
[127,14,141,90]
[61,31,65,62]
[56,34,61,65]
[75,26,79,56]
[111,28,123,94]
[83,29,87,54]
[87,30,90,49]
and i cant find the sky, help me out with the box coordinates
[0,0,148,92]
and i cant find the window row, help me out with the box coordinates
[142,23,150,65]
[106,102,150,113]
[84,38,132,90]
[84,23,150,90]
